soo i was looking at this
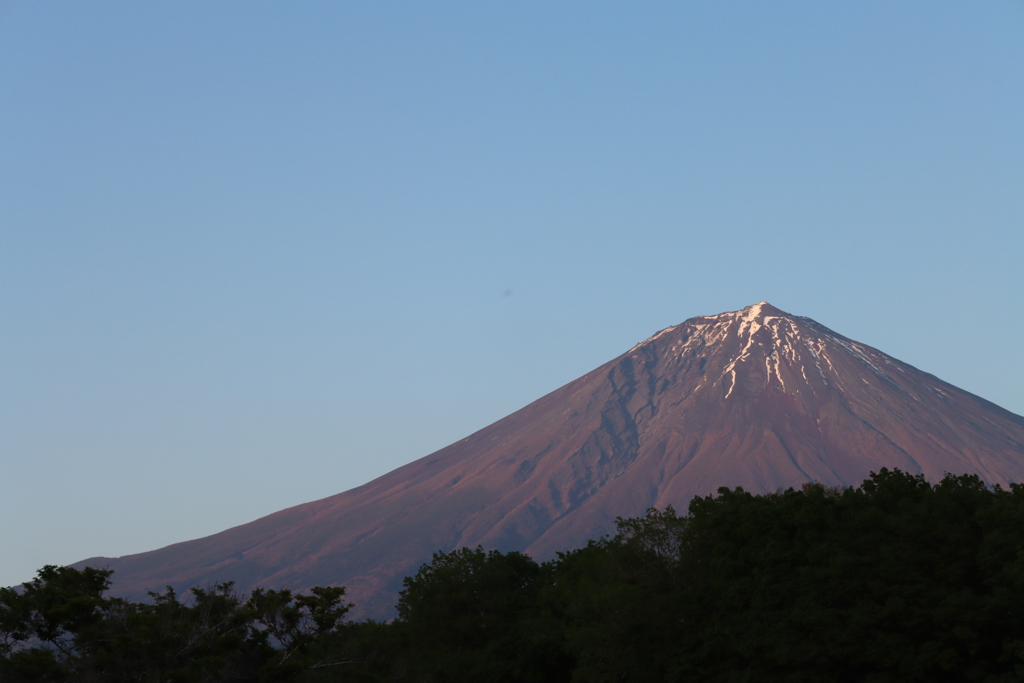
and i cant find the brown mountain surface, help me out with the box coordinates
[77,302,1024,617]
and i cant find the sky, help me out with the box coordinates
[2,2,1022,588]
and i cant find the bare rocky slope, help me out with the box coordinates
[77,303,1024,618]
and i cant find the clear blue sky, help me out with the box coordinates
[2,2,1022,588]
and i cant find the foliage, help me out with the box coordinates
[393,547,572,682]
[0,570,350,682]
[4,469,1024,682]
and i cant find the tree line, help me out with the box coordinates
[3,468,1024,682]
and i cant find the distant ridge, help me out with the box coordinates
[77,303,1024,618]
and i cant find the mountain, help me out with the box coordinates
[77,303,1024,618]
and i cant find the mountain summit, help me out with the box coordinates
[79,303,1024,617]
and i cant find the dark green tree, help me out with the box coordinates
[395,546,571,683]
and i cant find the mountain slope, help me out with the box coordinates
[78,303,1024,617]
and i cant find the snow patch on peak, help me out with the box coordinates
[736,301,782,342]
[743,302,769,319]
[706,302,771,322]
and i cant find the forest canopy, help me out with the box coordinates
[3,468,1024,682]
